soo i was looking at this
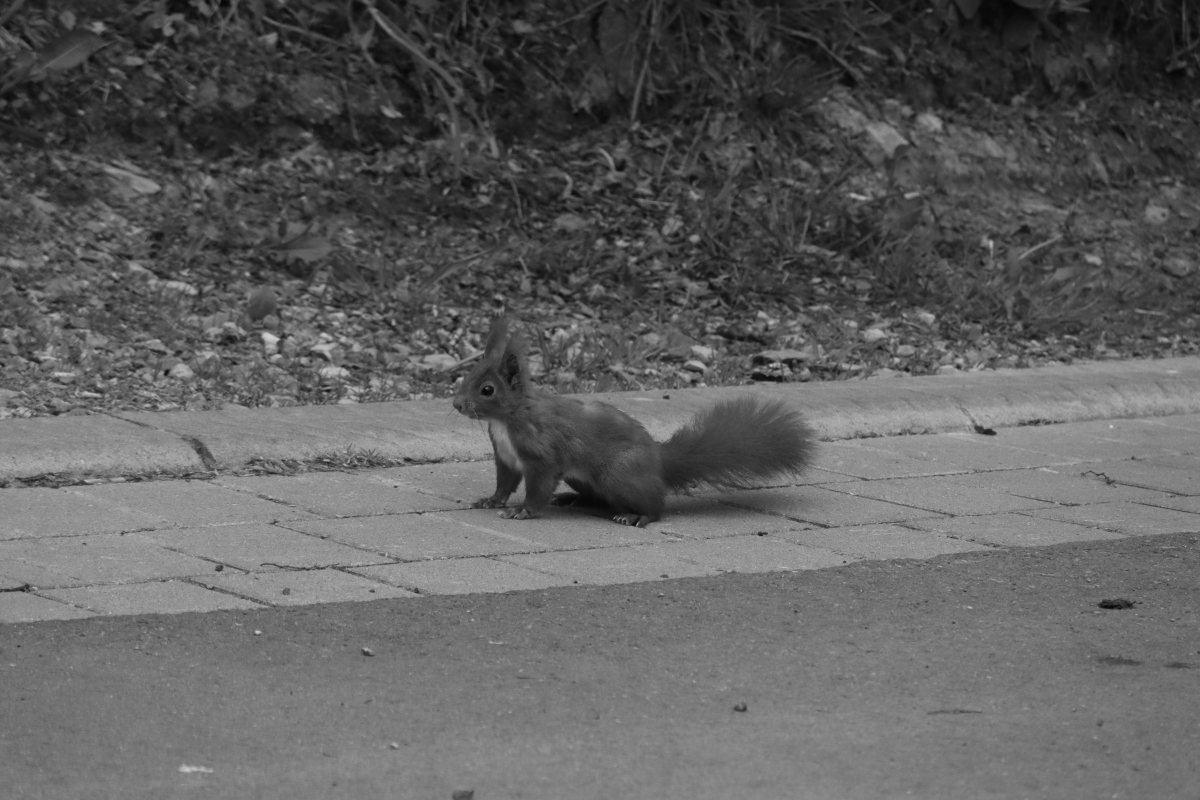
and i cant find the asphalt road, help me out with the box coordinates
[3,531,1199,800]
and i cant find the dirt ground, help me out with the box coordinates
[2,531,1197,800]
[3,15,1200,422]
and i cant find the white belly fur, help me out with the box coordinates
[489,421,525,472]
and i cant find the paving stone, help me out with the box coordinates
[144,523,388,571]
[1059,419,1200,452]
[352,558,572,595]
[785,380,968,440]
[826,476,1055,516]
[1007,419,1200,459]
[898,359,1200,430]
[498,546,717,585]
[855,433,1077,471]
[0,413,200,481]
[216,471,455,517]
[988,426,1163,462]
[41,580,264,615]
[938,467,1172,506]
[816,441,970,480]
[724,486,946,527]
[801,467,865,485]
[381,461,510,506]
[0,573,26,591]
[775,524,991,560]
[115,400,488,470]
[1145,453,1200,467]
[0,533,219,589]
[74,480,314,528]
[654,497,812,539]
[204,568,416,606]
[911,513,1128,546]
[285,513,542,560]
[1027,502,1200,537]
[1136,495,1200,515]
[436,509,666,551]
[664,536,857,573]
[0,592,96,623]
[0,487,159,541]
[1143,413,1200,433]
[1069,458,1200,496]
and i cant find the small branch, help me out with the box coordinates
[0,0,28,29]
[360,0,463,103]
[1017,234,1063,263]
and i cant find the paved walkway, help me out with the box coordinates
[3,357,1200,624]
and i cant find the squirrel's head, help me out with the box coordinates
[452,315,529,420]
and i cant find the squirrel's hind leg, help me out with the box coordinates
[600,475,665,528]
[552,478,604,508]
[554,477,661,527]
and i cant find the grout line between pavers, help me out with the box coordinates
[1004,502,1200,536]
[180,577,275,608]
[28,592,94,614]
[1,525,164,543]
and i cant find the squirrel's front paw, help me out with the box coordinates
[613,513,653,528]
[472,497,506,509]
[499,506,536,520]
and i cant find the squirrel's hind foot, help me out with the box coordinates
[613,512,655,528]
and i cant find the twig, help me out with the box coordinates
[259,15,342,47]
[775,24,863,84]
[341,79,361,148]
[1016,234,1063,263]
[540,0,608,31]
[360,0,465,168]
[0,0,28,28]
[507,175,524,222]
[360,0,463,103]
[417,247,505,295]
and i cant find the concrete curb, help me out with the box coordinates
[2,356,1199,481]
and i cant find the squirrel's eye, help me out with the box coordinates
[480,384,495,397]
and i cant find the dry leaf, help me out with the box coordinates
[247,287,277,321]
[102,165,161,196]
[29,31,107,81]
[277,234,333,264]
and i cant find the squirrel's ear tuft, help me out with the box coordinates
[483,315,509,355]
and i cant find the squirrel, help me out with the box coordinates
[452,316,816,527]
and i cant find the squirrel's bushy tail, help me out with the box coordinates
[660,397,814,492]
